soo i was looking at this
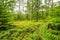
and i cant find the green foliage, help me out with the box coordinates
[0,0,15,31]
[0,0,15,24]
[0,21,59,40]
[0,24,16,31]
[0,0,60,40]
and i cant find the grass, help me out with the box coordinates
[10,20,46,27]
[0,19,59,40]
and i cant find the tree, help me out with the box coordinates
[27,0,41,21]
[26,0,33,20]
[0,0,15,25]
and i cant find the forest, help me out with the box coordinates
[0,0,60,40]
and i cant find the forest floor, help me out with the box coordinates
[9,20,59,40]
[11,20,49,27]
[0,20,59,40]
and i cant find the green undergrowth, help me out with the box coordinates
[0,21,59,40]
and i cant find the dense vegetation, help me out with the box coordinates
[0,0,60,40]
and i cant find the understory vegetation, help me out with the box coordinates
[0,19,60,40]
[0,0,60,40]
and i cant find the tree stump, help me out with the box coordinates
[47,23,52,29]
